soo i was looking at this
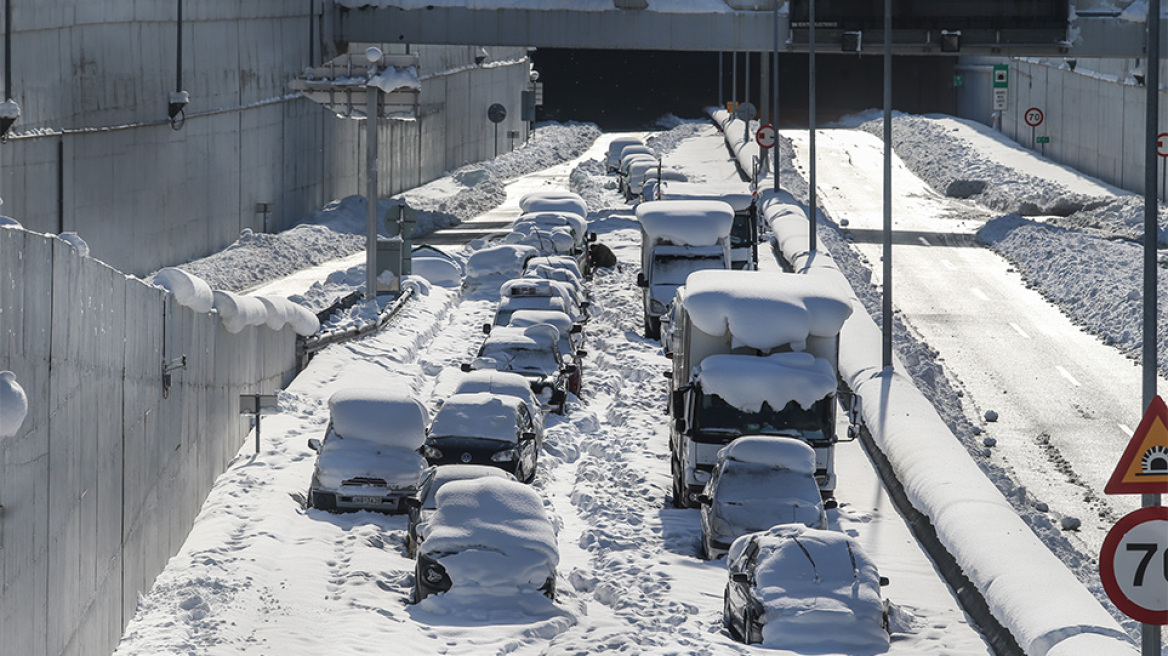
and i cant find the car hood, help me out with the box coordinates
[314,438,426,490]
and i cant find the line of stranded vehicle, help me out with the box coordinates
[306,189,597,605]
[618,136,889,647]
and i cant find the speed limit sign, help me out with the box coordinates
[1024,107,1044,128]
[1100,506,1168,625]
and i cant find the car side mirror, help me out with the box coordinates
[570,323,583,334]
[879,576,890,587]
[671,389,685,419]
[588,232,598,242]
[576,349,588,358]
[696,494,712,505]
[579,300,591,310]
[636,272,647,287]
[730,572,750,584]
[405,497,422,509]
[460,362,473,372]
[563,364,579,375]
[674,418,687,434]
[307,438,322,452]
[824,498,839,510]
[520,432,537,442]
[663,370,672,380]
[482,323,493,334]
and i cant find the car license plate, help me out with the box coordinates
[357,496,382,505]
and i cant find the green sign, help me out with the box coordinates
[1036,136,1050,144]
[953,75,964,88]
[993,64,1009,88]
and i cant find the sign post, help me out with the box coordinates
[1158,132,1168,200]
[488,103,507,157]
[1024,107,1044,150]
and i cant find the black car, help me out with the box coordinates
[422,392,541,483]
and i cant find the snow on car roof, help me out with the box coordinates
[422,465,517,506]
[696,353,837,412]
[328,387,428,449]
[515,211,588,240]
[465,244,538,279]
[682,270,853,350]
[483,324,561,350]
[636,200,735,246]
[420,477,559,590]
[507,309,573,332]
[718,435,817,473]
[732,524,888,650]
[429,392,525,442]
[524,255,582,279]
[451,370,541,409]
[517,192,588,220]
[653,181,753,212]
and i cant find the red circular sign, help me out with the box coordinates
[1024,107,1044,127]
[1100,506,1168,625]
[756,124,776,150]
[1158,132,1168,158]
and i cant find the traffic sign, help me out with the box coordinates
[1100,506,1168,625]
[487,103,507,124]
[993,64,1009,88]
[756,124,776,150]
[1024,107,1044,128]
[1036,136,1050,144]
[1106,395,1168,495]
[734,102,757,122]
[1158,132,1168,158]
[953,75,964,88]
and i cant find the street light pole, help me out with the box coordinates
[772,0,780,192]
[365,84,380,304]
[808,0,817,251]
[882,0,893,369]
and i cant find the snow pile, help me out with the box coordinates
[151,267,215,313]
[636,200,735,245]
[697,353,837,411]
[429,393,525,442]
[0,371,28,439]
[518,191,588,219]
[57,231,89,256]
[419,477,558,595]
[682,270,853,350]
[329,387,428,448]
[0,216,21,229]
[732,524,890,650]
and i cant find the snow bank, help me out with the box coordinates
[517,191,588,219]
[328,387,428,449]
[681,270,853,351]
[761,194,1138,655]
[696,353,836,412]
[0,371,28,439]
[429,393,525,442]
[151,267,215,313]
[636,200,734,246]
[57,232,89,257]
[421,477,558,592]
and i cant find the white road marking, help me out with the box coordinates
[1056,366,1081,387]
[1009,323,1031,339]
[1119,423,1134,437]
[918,236,932,247]
[971,288,990,301]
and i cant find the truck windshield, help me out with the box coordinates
[730,215,754,248]
[652,253,726,286]
[694,394,831,442]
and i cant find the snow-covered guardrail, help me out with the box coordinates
[756,189,1137,656]
[297,285,417,368]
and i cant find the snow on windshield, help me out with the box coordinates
[697,353,836,411]
[683,270,853,350]
[420,477,558,591]
[329,387,428,449]
[429,393,523,442]
[636,200,734,246]
[650,251,726,286]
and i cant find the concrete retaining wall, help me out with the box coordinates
[0,226,301,656]
[1002,58,1168,196]
[0,2,531,277]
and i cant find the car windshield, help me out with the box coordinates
[695,395,830,442]
[652,253,726,286]
[730,215,754,248]
[481,345,560,375]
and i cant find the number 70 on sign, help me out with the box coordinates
[1100,506,1168,625]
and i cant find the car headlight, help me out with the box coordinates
[649,299,666,314]
[491,448,518,463]
[423,445,444,459]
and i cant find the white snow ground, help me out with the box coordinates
[109,114,1165,654]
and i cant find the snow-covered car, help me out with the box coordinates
[464,244,539,287]
[493,277,587,325]
[724,524,890,648]
[517,190,588,220]
[450,368,547,427]
[414,477,558,602]
[463,324,575,413]
[410,244,463,287]
[606,136,644,172]
[406,464,517,558]
[306,387,429,513]
[504,309,586,395]
[698,436,827,560]
[512,210,594,273]
[422,392,542,483]
[524,254,584,282]
[625,158,661,201]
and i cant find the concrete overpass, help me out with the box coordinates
[328,0,1156,58]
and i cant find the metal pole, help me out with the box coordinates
[4,0,12,101]
[809,0,817,252]
[255,411,261,454]
[718,52,724,108]
[176,0,183,92]
[1141,16,1162,656]
[366,87,379,303]
[882,0,893,369]
[772,0,780,192]
[746,52,751,112]
[732,52,738,108]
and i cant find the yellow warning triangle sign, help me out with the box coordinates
[1106,395,1168,495]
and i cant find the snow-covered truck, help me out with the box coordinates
[663,269,855,507]
[641,182,756,270]
[635,200,734,339]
